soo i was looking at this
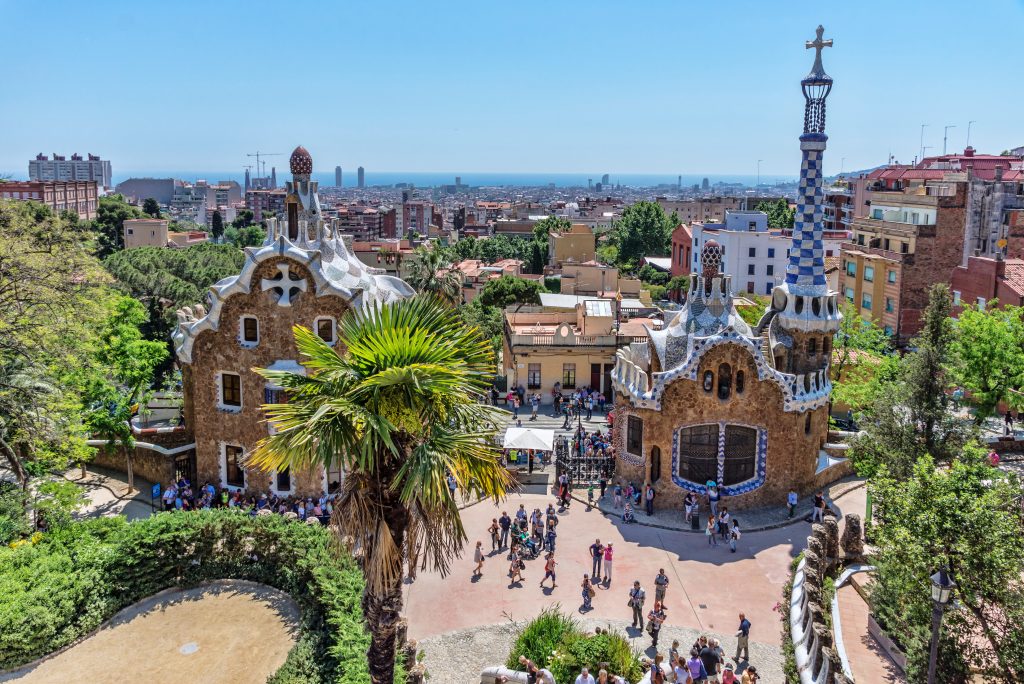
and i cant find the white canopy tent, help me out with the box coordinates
[503,427,555,452]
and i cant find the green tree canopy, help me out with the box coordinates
[92,194,143,257]
[142,198,161,218]
[611,201,674,271]
[950,303,1024,423]
[103,243,245,347]
[0,200,110,487]
[224,224,265,248]
[477,274,543,309]
[405,245,462,305]
[870,450,1024,681]
[210,210,224,240]
[755,198,795,229]
[230,208,254,229]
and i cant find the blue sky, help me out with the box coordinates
[1,0,1022,177]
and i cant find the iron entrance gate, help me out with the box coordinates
[554,437,615,485]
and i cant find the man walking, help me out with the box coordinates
[787,488,798,519]
[645,484,656,516]
[734,612,751,663]
[629,580,646,628]
[654,568,670,603]
[497,509,509,548]
[589,538,604,579]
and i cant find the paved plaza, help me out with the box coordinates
[1,581,299,684]
[407,486,868,680]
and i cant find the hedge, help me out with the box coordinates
[0,510,401,683]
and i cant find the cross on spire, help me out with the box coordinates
[805,25,832,78]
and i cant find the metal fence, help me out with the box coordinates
[554,437,615,485]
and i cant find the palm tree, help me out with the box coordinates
[249,296,510,684]
[405,245,463,305]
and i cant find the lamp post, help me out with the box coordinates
[926,567,955,684]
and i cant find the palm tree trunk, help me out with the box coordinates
[364,492,409,684]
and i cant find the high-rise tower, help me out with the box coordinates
[767,25,841,375]
[357,166,365,189]
[335,165,342,187]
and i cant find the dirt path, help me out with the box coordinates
[1,580,300,684]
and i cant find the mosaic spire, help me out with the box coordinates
[785,25,833,296]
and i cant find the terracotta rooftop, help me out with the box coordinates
[1001,260,1024,297]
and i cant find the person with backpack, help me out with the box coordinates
[628,581,646,628]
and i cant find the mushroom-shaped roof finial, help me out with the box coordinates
[290,146,313,176]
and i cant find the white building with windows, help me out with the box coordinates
[29,153,112,189]
[690,210,844,297]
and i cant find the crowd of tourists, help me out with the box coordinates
[157,479,335,524]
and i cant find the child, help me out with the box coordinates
[587,483,595,508]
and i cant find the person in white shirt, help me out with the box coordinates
[575,666,596,684]
[537,668,556,684]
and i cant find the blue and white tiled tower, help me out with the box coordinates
[770,26,841,340]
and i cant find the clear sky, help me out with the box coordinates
[1,0,1022,177]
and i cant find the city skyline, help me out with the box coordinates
[1,0,1022,177]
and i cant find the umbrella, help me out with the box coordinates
[503,427,555,451]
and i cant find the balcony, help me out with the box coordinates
[840,241,910,264]
[508,332,643,348]
[851,216,933,239]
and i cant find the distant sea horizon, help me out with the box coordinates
[103,171,798,189]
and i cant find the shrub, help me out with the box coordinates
[0,509,402,682]
[507,608,641,683]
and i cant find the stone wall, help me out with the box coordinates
[91,444,183,488]
[615,340,834,510]
[184,256,351,496]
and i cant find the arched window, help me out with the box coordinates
[808,338,817,356]
[677,424,757,486]
[717,363,732,400]
[735,370,745,394]
[650,446,661,484]
[703,370,714,393]
[804,412,812,434]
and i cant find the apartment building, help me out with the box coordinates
[29,153,112,189]
[502,299,655,400]
[0,180,98,219]
[548,223,596,267]
[839,177,968,343]
[246,188,287,221]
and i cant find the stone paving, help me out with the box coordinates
[584,476,866,533]
[837,584,905,683]
[0,580,299,683]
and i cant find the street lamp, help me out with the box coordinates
[926,567,956,684]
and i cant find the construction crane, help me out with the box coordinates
[246,151,283,179]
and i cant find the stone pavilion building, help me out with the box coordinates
[610,27,850,509]
[171,146,414,496]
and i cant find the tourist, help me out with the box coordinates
[684,491,696,524]
[707,485,721,517]
[499,511,512,549]
[734,613,751,663]
[517,503,528,522]
[787,488,798,518]
[673,653,690,684]
[647,600,667,648]
[699,637,722,682]
[650,654,666,684]
[509,547,525,584]
[531,393,540,420]
[613,481,623,508]
[739,666,758,683]
[628,580,646,628]
[575,666,596,684]
[537,666,556,684]
[669,640,681,668]
[706,514,718,546]
[447,473,457,500]
[622,500,635,524]
[718,507,730,542]
[644,484,656,516]
[654,568,669,603]
[721,662,737,684]
[730,520,741,553]
[686,648,707,682]
[589,538,604,579]
[586,394,594,420]
[545,524,557,553]
[473,540,485,577]
[587,482,595,508]
[812,490,825,523]
[581,573,594,611]
[161,484,176,511]
[603,543,613,584]
[512,394,520,417]
[599,475,607,500]
[540,552,557,589]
